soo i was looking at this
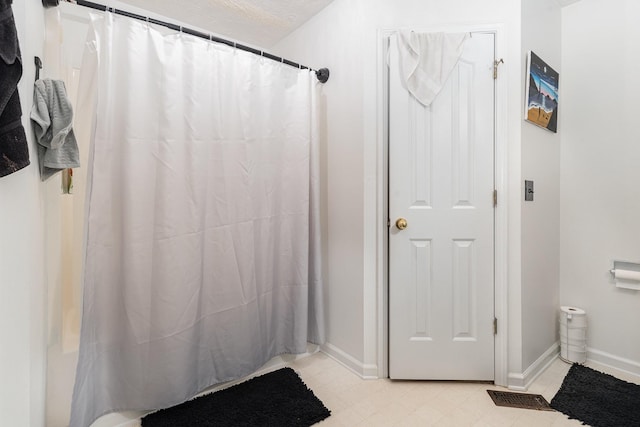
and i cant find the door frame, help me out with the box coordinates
[375,24,509,386]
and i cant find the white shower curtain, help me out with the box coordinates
[70,13,324,427]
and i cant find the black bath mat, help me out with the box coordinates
[551,363,640,426]
[487,390,553,411]
[141,367,331,427]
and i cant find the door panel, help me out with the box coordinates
[389,32,495,380]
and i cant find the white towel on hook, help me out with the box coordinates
[396,30,470,106]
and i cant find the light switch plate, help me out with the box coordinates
[525,180,534,201]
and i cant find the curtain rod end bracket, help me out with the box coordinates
[316,68,330,83]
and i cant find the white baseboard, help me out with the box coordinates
[507,342,560,391]
[320,342,379,379]
[587,347,640,379]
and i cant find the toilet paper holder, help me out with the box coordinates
[609,260,640,290]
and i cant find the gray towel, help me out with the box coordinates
[0,0,30,178]
[31,79,80,181]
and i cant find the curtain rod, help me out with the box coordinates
[43,0,330,83]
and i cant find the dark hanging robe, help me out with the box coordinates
[0,0,30,178]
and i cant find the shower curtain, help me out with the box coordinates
[70,13,324,427]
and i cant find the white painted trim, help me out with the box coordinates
[588,347,640,378]
[321,343,379,379]
[376,29,391,380]
[377,24,509,385]
[508,342,560,391]
[492,23,509,388]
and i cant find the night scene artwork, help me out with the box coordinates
[525,51,559,133]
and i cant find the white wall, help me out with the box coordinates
[274,0,523,377]
[0,2,46,426]
[561,0,640,374]
[274,0,367,367]
[520,0,561,372]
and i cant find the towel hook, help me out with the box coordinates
[34,56,43,81]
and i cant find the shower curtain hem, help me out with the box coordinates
[81,346,314,426]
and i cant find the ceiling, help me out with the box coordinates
[110,0,581,48]
[117,0,335,47]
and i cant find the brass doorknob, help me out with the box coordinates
[395,218,408,230]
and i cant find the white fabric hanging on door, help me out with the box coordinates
[70,13,324,427]
[396,30,469,106]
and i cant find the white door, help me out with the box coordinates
[388,32,496,380]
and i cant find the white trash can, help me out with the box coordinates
[559,306,587,364]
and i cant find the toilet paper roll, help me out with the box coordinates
[560,306,587,325]
[560,306,586,315]
[612,269,640,282]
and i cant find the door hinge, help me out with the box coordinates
[493,58,504,80]
[493,189,498,207]
[494,317,498,335]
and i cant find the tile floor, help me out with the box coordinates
[286,352,640,427]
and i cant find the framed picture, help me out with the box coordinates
[525,51,559,133]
